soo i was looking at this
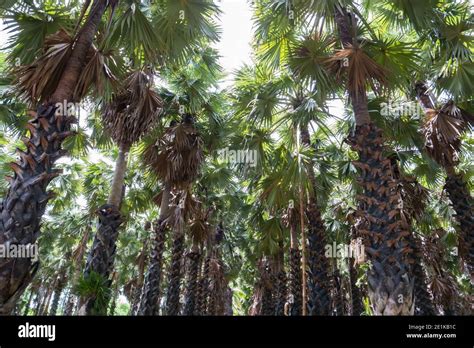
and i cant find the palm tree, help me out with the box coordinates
[138,118,204,315]
[79,69,162,315]
[0,0,111,314]
[183,209,211,315]
[283,204,303,315]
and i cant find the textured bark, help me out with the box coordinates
[347,124,414,315]
[138,184,171,315]
[416,82,474,282]
[195,256,210,315]
[274,246,286,316]
[300,125,331,316]
[349,257,364,316]
[274,269,287,316]
[407,233,436,316]
[81,204,122,315]
[445,174,474,280]
[332,267,345,315]
[207,255,228,316]
[288,248,303,316]
[82,143,129,310]
[183,250,201,316]
[131,236,149,315]
[334,7,415,314]
[0,0,108,315]
[165,232,185,315]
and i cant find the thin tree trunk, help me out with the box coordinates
[196,256,211,315]
[22,289,34,316]
[183,245,201,315]
[165,230,185,315]
[444,176,474,281]
[80,143,129,315]
[138,183,171,315]
[40,286,54,316]
[63,289,75,315]
[131,231,150,315]
[348,228,364,316]
[300,124,331,316]
[49,273,67,316]
[108,144,129,207]
[298,187,307,316]
[274,244,286,316]
[0,0,109,315]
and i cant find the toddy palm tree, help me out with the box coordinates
[79,69,162,315]
[0,0,112,314]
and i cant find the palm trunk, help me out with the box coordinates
[224,286,233,316]
[49,273,67,316]
[274,244,286,316]
[63,289,75,315]
[108,283,119,316]
[40,286,53,316]
[287,216,303,316]
[335,6,414,315]
[195,256,211,315]
[183,246,201,315]
[80,143,129,315]
[444,175,474,281]
[33,287,44,315]
[131,232,150,315]
[349,258,364,316]
[207,254,227,315]
[416,81,473,282]
[165,229,185,315]
[138,184,171,315]
[331,265,345,315]
[348,228,364,316]
[300,125,331,315]
[0,0,109,314]
[22,289,34,316]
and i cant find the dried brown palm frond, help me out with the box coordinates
[422,230,462,312]
[14,30,72,104]
[325,44,388,97]
[143,120,204,188]
[74,46,117,101]
[422,101,472,169]
[103,70,162,147]
[207,256,228,315]
[281,202,304,229]
[164,189,200,228]
[14,29,116,104]
[189,208,212,246]
[71,227,91,266]
[399,176,429,221]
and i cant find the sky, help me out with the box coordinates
[214,0,254,86]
